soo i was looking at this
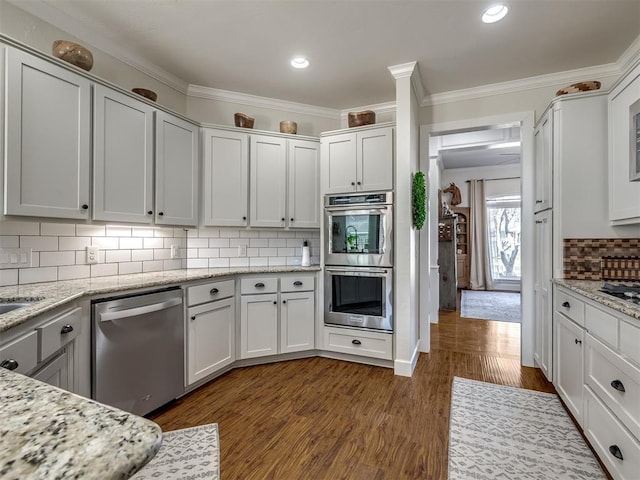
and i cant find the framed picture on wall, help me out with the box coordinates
[630,98,640,181]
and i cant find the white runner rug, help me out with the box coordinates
[460,290,521,323]
[133,423,220,479]
[449,377,605,480]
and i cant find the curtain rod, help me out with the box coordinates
[465,176,520,183]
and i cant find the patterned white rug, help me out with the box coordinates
[132,423,220,479]
[460,290,521,323]
[449,377,605,480]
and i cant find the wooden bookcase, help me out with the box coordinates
[452,207,470,289]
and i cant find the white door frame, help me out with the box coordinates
[419,111,535,367]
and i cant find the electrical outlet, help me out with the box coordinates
[238,245,247,257]
[170,245,180,259]
[86,245,99,265]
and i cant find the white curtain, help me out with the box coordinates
[469,179,493,291]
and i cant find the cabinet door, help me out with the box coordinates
[321,132,357,194]
[534,209,553,381]
[4,48,90,219]
[93,85,154,223]
[240,293,278,358]
[203,129,249,227]
[357,127,393,191]
[533,112,552,212]
[554,313,584,425]
[250,135,287,227]
[288,140,320,228]
[31,349,70,391]
[155,112,198,226]
[281,291,315,353]
[187,297,235,385]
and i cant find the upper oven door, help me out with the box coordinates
[324,205,393,267]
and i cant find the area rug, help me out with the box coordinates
[448,377,605,480]
[132,423,220,479]
[460,290,521,323]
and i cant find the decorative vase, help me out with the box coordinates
[51,40,93,71]
[348,110,376,128]
[280,120,297,134]
[234,113,254,129]
[132,88,158,102]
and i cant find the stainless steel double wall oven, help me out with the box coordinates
[324,191,393,332]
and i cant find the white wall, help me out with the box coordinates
[441,164,521,207]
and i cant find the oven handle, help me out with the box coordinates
[325,267,389,277]
[324,206,389,213]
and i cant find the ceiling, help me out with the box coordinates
[13,0,640,110]
[440,142,521,169]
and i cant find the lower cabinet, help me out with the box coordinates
[240,293,279,358]
[323,326,393,360]
[554,312,585,425]
[186,280,235,386]
[32,348,70,390]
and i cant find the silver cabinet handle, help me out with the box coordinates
[99,297,183,322]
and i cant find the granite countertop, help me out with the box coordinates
[0,266,321,333]
[0,368,162,479]
[554,278,640,321]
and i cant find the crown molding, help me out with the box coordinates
[187,85,341,119]
[339,101,396,123]
[7,0,189,94]
[388,61,417,79]
[617,33,640,74]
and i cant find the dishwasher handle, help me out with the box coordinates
[98,297,183,322]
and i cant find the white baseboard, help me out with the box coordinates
[394,343,420,377]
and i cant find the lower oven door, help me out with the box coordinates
[324,266,393,332]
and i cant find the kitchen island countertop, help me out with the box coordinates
[0,266,321,333]
[0,367,162,479]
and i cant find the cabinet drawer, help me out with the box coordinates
[555,289,585,326]
[187,279,234,306]
[620,319,640,367]
[38,307,82,361]
[281,274,315,293]
[241,277,278,295]
[585,334,640,440]
[323,326,392,360]
[585,304,619,348]
[0,330,38,375]
[584,387,640,480]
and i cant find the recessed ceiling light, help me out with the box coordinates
[290,56,310,69]
[482,4,508,23]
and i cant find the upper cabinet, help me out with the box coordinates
[533,108,552,213]
[93,84,155,224]
[321,125,393,194]
[609,61,640,224]
[155,112,199,226]
[4,47,91,219]
[288,139,320,229]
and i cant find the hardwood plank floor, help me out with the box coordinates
[150,308,553,479]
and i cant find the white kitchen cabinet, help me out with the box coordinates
[250,135,288,228]
[4,47,91,219]
[31,348,70,391]
[281,291,315,353]
[554,311,585,425]
[287,140,320,228]
[534,209,552,381]
[203,128,249,227]
[155,111,199,226]
[240,293,279,358]
[609,61,640,224]
[533,108,552,213]
[93,84,154,223]
[321,125,393,194]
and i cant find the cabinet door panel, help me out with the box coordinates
[5,48,90,218]
[93,85,154,223]
[203,129,249,226]
[554,314,584,425]
[322,133,357,194]
[31,349,70,391]
[281,291,315,353]
[357,127,393,192]
[155,112,198,226]
[250,136,287,227]
[533,113,552,212]
[534,210,552,381]
[288,140,320,228]
[240,294,278,358]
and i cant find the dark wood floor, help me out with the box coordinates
[150,307,553,480]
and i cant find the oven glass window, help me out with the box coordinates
[330,214,381,254]
[331,274,383,316]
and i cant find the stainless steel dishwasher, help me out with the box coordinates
[92,287,184,416]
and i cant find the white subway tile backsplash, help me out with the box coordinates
[20,267,57,284]
[187,248,198,259]
[154,227,174,238]
[163,259,182,270]
[198,227,219,238]
[20,236,58,251]
[143,260,164,272]
[106,250,131,263]
[209,238,230,248]
[187,258,208,268]
[120,237,143,249]
[173,228,188,238]
[0,269,18,286]
[249,239,269,248]
[91,263,118,278]
[259,248,278,256]
[209,258,230,268]
[106,226,132,237]
[219,248,238,258]
[118,262,142,275]
[269,238,287,248]
[153,249,171,260]
[249,257,269,267]
[229,238,249,247]
[198,248,219,258]
[247,248,259,257]
[229,258,249,267]
[40,251,76,267]
[30,252,40,268]
[0,220,39,236]
[0,236,19,248]
[75,251,85,264]
[277,248,295,257]
[58,265,90,281]
[268,257,287,266]
[187,229,199,238]
[76,225,106,237]
[277,231,296,238]
[189,238,209,248]
[239,230,261,238]
[144,238,164,249]
[286,238,303,248]
[131,227,154,237]
[92,237,119,249]
[131,249,154,261]
[219,229,240,238]
[59,236,91,251]
[40,223,75,236]
[287,257,302,266]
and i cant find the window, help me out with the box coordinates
[486,195,521,285]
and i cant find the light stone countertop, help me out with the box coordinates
[0,367,162,479]
[553,278,640,322]
[0,266,321,333]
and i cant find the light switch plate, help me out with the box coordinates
[0,248,31,268]
[170,245,180,259]
[86,245,99,265]
[238,245,247,257]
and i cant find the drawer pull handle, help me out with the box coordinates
[293,281,303,286]
[210,288,219,295]
[0,359,19,371]
[562,301,570,308]
[191,316,196,321]
[255,282,265,288]
[610,379,626,393]
[352,339,362,345]
[609,445,623,461]
[574,338,582,345]
[60,324,74,334]
[282,300,287,304]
